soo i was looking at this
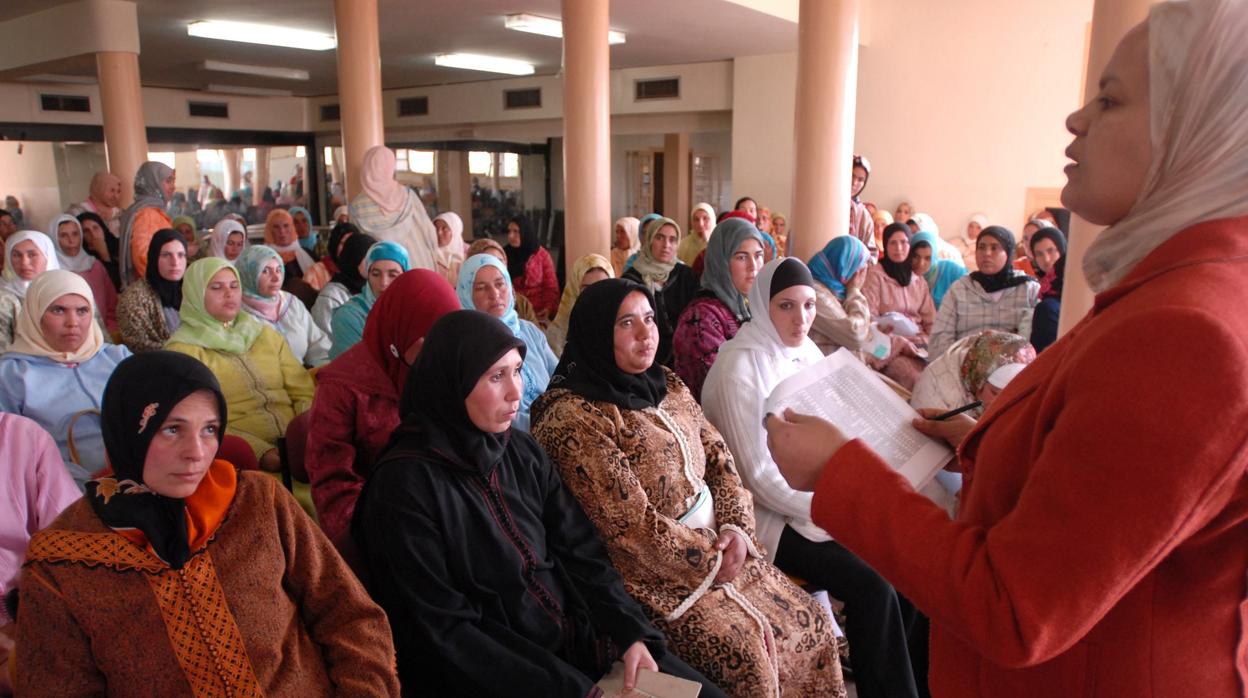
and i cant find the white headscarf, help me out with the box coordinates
[433,211,466,265]
[8,269,104,363]
[1,230,61,299]
[209,219,248,263]
[1083,0,1248,292]
[333,205,350,223]
[49,214,95,273]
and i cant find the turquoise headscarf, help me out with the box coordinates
[926,260,968,310]
[701,218,764,322]
[236,245,283,301]
[457,253,520,334]
[290,206,317,252]
[808,236,870,300]
[328,241,411,358]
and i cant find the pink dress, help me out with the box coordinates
[862,264,936,390]
[77,261,118,334]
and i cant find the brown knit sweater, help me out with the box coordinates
[16,470,399,697]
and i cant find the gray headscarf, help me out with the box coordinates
[117,161,173,287]
[700,217,765,322]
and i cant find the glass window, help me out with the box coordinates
[409,150,435,174]
[468,151,493,176]
[146,151,176,168]
[395,149,410,172]
[323,146,334,166]
[295,145,306,158]
[196,148,221,164]
[500,152,520,178]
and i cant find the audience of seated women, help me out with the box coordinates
[542,252,612,357]
[353,310,725,697]
[0,270,131,485]
[0,230,60,353]
[329,240,409,359]
[928,225,1040,358]
[116,229,185,352]
[862,222,937,389]
[806,235,872,355]
[672,217,765,401]
[533,278,846,697]
[306,269,460,545]
[238,245,331,367]
[311,225,371,335]
[51,214,117,334]
[623,216,700,365]
[504,217,559,322]
[455,254,557,431]
[165,258,315,469]
[702,257,929,698]
[16,351,399,696]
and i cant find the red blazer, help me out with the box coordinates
[811,217,1248,697]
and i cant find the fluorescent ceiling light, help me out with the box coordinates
[205,84,294,97]
[187,20,336,51]
[200,60,309,81]
[435,53,535,76]
[504,13,626,44]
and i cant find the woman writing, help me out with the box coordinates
[764,3,1248,694]
[16,350,399,695]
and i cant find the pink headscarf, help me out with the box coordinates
[360,146,407,214]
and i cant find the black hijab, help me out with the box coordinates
[390,310,526,474]
[331,232,377,295]
[970,225,1033,293]
[146,228,186,309]
[551,278,667,410]
[879,222,914,287]
[327,221,358,268]
[86,351,227,569]
[504,217,537,281]
[1029,226,1068,273]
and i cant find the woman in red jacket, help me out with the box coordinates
[764,3,1248,696]
[304,269,460,546]
[504,217,559,323]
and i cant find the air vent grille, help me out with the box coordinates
[320,103,340,121]
[397,96,429,116]
[635,77,680,101]
[188,101,229,118]
[504,88,541,110]
[40,94,91,112]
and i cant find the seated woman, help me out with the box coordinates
[263,209,325,299]
[311,225,371,335]
[206,218,247,264]
[466,237,541,324]
[432,212,466,286]
[928,225,1040,359]
[542,252,613,357]
[1030,226,1066,291]
[289,205,320,258]
[329,240,409,359]
[908,231,968,310]
[171,215,203,261]
[862,223,937,390]
[455,254,558,431]
[677,202,716,267]
[504,217,559,322]
[0,230,60,353]
[238,245,331,367]
[702,258,927,698]
[1030,257,1064,353]
[806,235,872,355]
[166,258,315,470]
[623,217,700,365]
[911,329,1036,417]
[306,270,460,545]
[771,211,789,257]
[0,270,131,485]
[116,229,186,353]
[672,217,765,401]
[533,278,845,697]
[52,214,117,334]
[16,350,399,695]
[610,216,641,276]
[353,310,724,697]
[76,211,120,290]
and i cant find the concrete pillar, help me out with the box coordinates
[333,0,385,200]
[96,51,149,207]
[1058,0,1152,335]
[223,148,241,199]
[253,146,270,206]
[790,0,859,261]
[663,133,691,230]
[561,0,611,273]
[437,150,474,238]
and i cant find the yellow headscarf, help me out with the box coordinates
[545,253,614,356]
[9,269,104,363]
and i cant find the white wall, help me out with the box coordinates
[0,141,63,229]
[730,52,797,218]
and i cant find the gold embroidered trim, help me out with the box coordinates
[25,530,166,574]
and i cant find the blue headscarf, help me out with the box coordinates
[926,260,968,310]
[289,206,317,252]
[701,218,764,322]
[328,241,411,358]
[807,236,870,300]
[456,253,520,334]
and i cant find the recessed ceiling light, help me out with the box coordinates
[504,13,626,44]
[187,20,336,51]
[199,60,310,81]
[434,53,535,76]
[204,84,295,97]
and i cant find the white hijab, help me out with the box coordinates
[209,219,248,263]
[50,214,95,273]
[2,230,61,299]
[1083,0,1248,292]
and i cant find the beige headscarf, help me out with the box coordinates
[1083,0,1248,292]
[9,269,104,363]
[545,253,614,356]
[360,146,407,214]
[631,216,682,289]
